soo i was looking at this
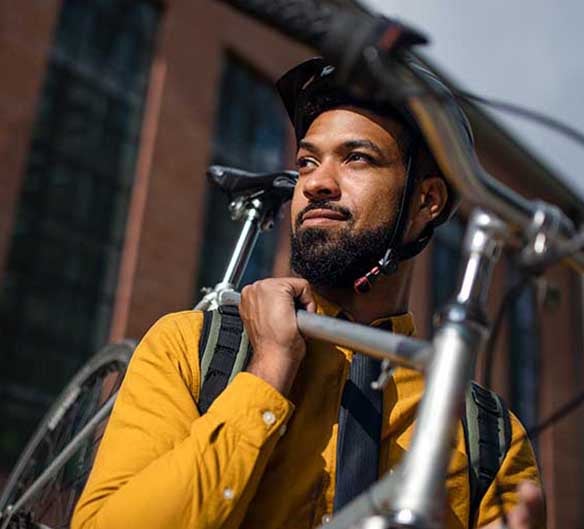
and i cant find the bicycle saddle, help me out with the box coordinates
[207,165,298,200]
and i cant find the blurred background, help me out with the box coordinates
[0,1,583,528]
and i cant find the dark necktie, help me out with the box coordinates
[333,347,383,511]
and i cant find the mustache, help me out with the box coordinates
[295,200,352,230]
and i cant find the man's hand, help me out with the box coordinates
[240,278,316,397]
[482,482,545,529]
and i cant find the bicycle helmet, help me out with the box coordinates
[276,57,474,292]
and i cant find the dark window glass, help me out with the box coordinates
[431,217,465,317]
[508,278,540,434]
[195,55,288,298]
[0,0,161,468]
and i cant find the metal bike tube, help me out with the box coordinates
[384,325,483,528]
[225,292,432,370]
[381,209,508,529]
[194,206,262,311]
[220,206,262,289]
[296,311,431,370]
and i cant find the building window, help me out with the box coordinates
[0,0,161,468]
[431,216,465,318]
[195,54,288,297]
[508,278,540,433]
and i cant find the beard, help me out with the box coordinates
[290,202,395,289]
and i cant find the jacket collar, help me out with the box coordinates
[313,293,415,337]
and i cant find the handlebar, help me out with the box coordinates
[218,0,584,270]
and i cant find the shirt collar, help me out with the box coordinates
[313,292,416,337]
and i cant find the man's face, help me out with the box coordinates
[290,107,409,288]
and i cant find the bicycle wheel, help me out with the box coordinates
[0,341,134,529]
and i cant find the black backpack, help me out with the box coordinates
[197,305,511,528]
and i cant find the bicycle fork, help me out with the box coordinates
[326,208,509,529]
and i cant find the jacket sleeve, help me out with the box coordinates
[475,411,544,529]
[71,311,294,529]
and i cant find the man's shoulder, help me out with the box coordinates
[146,310,206,341]
[136,310,207,369]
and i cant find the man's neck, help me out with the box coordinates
[314,261,414,325]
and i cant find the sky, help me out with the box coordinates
[363,0,584,200]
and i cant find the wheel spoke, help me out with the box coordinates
[2,343,134,528]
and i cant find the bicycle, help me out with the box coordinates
[4,1,584,528]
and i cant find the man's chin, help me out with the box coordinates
[290,219,396,289]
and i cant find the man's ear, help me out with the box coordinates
[408,176,449,238]
[420,176,448,221]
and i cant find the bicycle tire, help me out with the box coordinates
[0,341,134,529]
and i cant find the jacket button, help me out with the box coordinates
[262,410,276,426]
[322,514,332,524]
[223,487,234,500]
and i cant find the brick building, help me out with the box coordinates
[0,1,583,528]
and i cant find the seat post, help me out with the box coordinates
[194,197,265,311]
[220,199,263,289]
[195,165,297,312]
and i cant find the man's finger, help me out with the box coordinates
[286,278,317,313]
[517,481,544,526]
[484,482,544,529]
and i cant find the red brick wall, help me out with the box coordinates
[538,267,584,529]
[117,1,310,340]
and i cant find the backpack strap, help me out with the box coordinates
[462,381,512,528]
[197,305,252,414]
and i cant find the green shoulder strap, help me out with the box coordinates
[197,305,252,413]
[463,381,512,528]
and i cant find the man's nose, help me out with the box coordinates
[302,163,341,200]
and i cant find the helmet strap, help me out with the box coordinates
[354,136,431,294]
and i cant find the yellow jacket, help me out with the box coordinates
[73,301,540,529]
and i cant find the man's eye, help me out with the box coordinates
[347,152,374,164]
[296,157,316,170]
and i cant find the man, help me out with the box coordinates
[72,59,543,529]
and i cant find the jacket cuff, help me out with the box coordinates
[206,372,294,448]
